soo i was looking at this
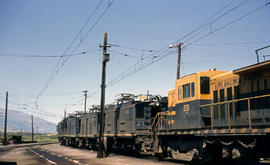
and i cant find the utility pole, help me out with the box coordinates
[169,43,184,79]
[83,90,88,113]
[3,91,8,145]
[97,33,110,158]
[176,43,183,80]
[31,115,34,142]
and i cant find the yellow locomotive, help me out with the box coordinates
[155,60,270,161]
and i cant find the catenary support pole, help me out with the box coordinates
[97,33,110,158]
[176,43,183,80]
[3,91,8,145]
[31,115,34,142]
[83,90,88,113]
[169,43,183,80]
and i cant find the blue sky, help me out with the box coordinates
[0,0,270,124]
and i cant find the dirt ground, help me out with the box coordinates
[0,143,269,165]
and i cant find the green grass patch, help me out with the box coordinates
[22,134,58,143]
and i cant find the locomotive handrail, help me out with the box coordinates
[151,101,174,143]
[200,93,270,107]
[200,93,270,129]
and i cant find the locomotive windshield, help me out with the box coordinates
[200,76,210,94]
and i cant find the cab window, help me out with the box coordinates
[200,77,210,94]
[183,84,191,99]
[178,86,181,100]
[191,82,195,97]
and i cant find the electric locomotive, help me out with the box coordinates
[57,59,270,162]
[57,93,168,154]
[104,93,167,154]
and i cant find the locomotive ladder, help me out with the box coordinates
[151,102,174,152]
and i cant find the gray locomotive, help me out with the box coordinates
[57,93,168,154]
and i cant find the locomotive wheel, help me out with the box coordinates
[202,141,222,163]
[231,140,257,161]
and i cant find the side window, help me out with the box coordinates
[178,86,181,100]
[85,118,88,135]
[220,89,224,102]
[234,86,239,99]
[213,90,218,119]
[227,87,232,101]
[251,80,254,92]
[213,90,218,103]
[129,108,133,120]
[94,117,96,127]
[200,77,210,94]
[219,89,225,118]
[191,82,195,97]
[183,83,191,99]
[257,80,260,91]
[268,78,270,89]
[136,106,144,119]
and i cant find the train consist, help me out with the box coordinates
[57,60,270,161]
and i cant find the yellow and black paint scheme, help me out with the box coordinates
[161,60,270,133]
[166,70,227,129]
[155,60,270,161]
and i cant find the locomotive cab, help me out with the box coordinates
[167,70,227,129]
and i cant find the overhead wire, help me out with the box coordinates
[181,0,250,44]
[108,50,140,60]
[190,40,270,46]
[35,0,115,106]
[175,0,237,44]
[99,1,269,93]
[185,2,270,47]
[85,1,243,99]
[0,52,87,58]
[108,43,155,52]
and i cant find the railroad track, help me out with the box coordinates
[0,142,57,152]
[27,146,87,165]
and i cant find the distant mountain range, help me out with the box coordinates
[0,109,56,133]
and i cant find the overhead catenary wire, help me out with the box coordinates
[46,0,105,82]
[174,0,238,44]
[108,50,140,59]
[181,0,251,44]
[190,40,270,46]
[115,0,247,65]
[85,1,248,99]
[1,97,63,118]
[35,0,115,106]
[108,43,155,52]
[0,52,87,58]
[185,2,270,47]
[99,1,269,94]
